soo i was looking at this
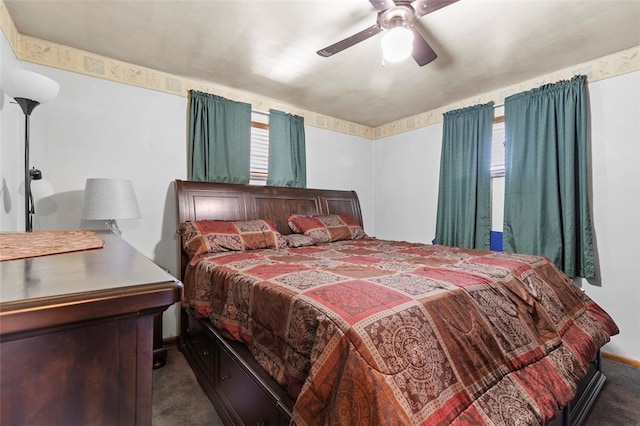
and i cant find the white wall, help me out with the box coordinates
[0,30,20,231]
[0,35,374,339]
[2,61,189,337]
[372,124,442,243]
[306,126,374,234]
[372,71,640,362]
[577,71,640,361]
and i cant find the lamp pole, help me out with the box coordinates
[2,68,59,232]
[14,98,41,232]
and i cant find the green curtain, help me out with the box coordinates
[435,102,493,249]
[503,75,594,278]
[188,90,251,183]
[267,109,306,188]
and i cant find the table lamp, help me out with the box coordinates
[82,178,141,234]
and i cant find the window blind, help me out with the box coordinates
[491,117,506,177]
[250,111,269,185]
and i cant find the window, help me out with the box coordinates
[250,111,269,185]
[491,109,505,178]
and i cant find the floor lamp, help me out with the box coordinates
[2,68,59,231]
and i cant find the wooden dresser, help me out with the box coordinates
[0,232,182,426]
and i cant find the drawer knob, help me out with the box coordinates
[202,349,210,357]
[220,373,228,381]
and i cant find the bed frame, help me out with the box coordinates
[174,179,605,426]
[175,179,364,425]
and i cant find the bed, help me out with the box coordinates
[175,179,618,426]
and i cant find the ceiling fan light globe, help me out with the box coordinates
[381,26,414,62]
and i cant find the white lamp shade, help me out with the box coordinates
[18,178,55,199]
[2,68,60,103]
[381,26,414,63]
[82,178,141,220]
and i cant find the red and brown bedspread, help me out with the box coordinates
[183,239,618,425]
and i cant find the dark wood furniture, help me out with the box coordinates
[549,351,607,426]
[175,179,605,426]
[183,308,295,425]
[0,232,182,426]
[175,179,363,280]
[153,313,168,368]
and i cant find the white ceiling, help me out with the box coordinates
[5,0,640,128]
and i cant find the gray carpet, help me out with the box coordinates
[152,347,223,426]
[585,357,640,426]
[153,347,639,425]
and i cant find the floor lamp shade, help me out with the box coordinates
[2,68,60,105]
[82,179,141,233]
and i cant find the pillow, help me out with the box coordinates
[287,214,366,243]
[178,219,282,258]
[283,233,317,248]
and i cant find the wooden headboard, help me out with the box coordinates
[175,180,363,278]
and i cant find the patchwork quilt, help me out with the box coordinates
[183,239,618,425]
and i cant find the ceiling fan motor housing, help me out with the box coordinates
[378,3,415,30]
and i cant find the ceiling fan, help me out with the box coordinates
[317,0,458,66]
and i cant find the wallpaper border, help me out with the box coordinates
[372,46,640,139]
[1,1,638,140]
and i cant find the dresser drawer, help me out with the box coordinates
[216,346,281,426]
[184,313,215,378]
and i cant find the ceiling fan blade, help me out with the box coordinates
[368,0,395,12]
[410,25,437,66]
[413,0,459,18]
[317,25,382,57]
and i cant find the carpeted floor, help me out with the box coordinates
[153,347,640,425]
[585,357,640,426]
[152,347,223,426]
